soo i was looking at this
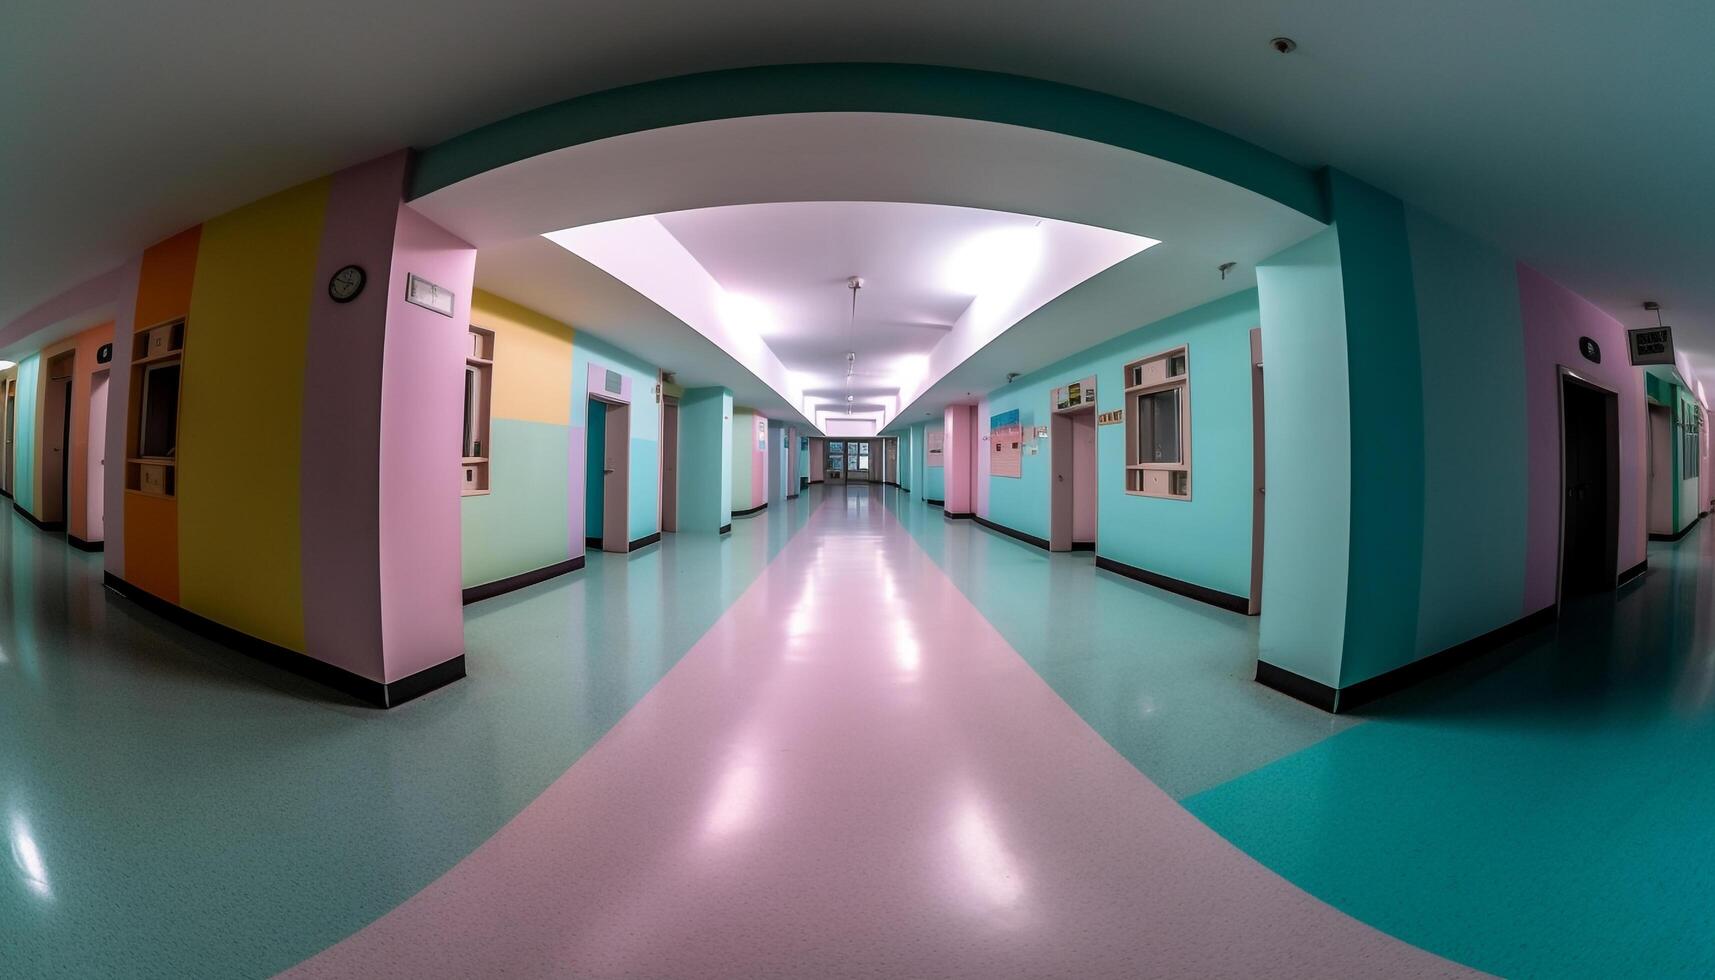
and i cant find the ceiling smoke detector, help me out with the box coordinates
[1270,36,1297,54]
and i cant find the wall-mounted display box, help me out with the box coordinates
[1123,345,1191,499]
[462,325,494,495]
[126,317,186,498]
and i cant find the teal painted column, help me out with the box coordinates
[679,387,732,532]
[1256,169,1429,702]
[1324,170,1426,688]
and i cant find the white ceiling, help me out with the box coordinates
[7,1,1712,386]
[653,202,1012,400]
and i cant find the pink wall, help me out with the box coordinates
[1518,263,1648,612]
[378,204,476,683]
[300,152,406,681]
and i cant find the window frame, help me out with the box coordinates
[1122,345,1192,500]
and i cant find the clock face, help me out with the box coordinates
[329,264,365,303]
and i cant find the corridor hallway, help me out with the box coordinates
[2,484,1712,976]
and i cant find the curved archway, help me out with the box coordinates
[409,63,1326,221]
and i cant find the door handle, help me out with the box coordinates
[603,468,614,475]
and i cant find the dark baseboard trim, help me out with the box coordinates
[973,515,1050,551]
[787,493,799,500]
[884,481,902,488]
[1257,604,1559,714]
[719,523,732,535]
[103,572,463,708]
[733,502,768,518]
[585,536,603,549]
[0,488,10,500]
[1255,661,1338,713]
[1618,558,1648,585]
[808,480,824,485]
[800,477,810,488]
[925,498,944,507]
[67,534,104,552]
[463,556,585,604]
[628,532,661,551]
[1070,542,1095,552]
[1095,555,1249,614]
[1649,512,1702,542]
[943,510,974,520]
[13,503,65,533]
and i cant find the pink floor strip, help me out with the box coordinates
[282,492,1478,978]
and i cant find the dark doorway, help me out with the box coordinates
[1560,373,1619,599]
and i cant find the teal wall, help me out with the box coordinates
[679,387,731,531]
[585,400,607,537]
[461,419,571,587]
[12,355,38,516]
[573,334,660,544]
[797,435,809,490]
[1256,227,1352,689]
[1324,171,1426,688]
[1405,206,1530,659]
[981,290,1258,598]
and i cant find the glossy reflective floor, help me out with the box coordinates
[1,484,1708,977]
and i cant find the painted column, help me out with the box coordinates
[679,387,732,531]
[942,404,977,516]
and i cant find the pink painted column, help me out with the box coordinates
[378,204,475,686]
[942,404,977,516]
[300,152,407,681]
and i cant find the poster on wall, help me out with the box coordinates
[926,429,944,467]
[991,409,1022,478]
[756,416,768,451]
[1052,375,1098,411]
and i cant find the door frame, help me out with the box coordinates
[1647,400,1673,536]
[661,396,678,533]
[1050,402,1096,552]
[1249,327,1265,615]
[595,396,630,553]
[1556,366,1621,605]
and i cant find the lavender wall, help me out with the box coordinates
[1518,263,1648,610]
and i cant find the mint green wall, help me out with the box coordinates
[1405,206,1530,659]
[982,290,1259,597]
[1679,388,1701,528]
[797,435,809,489]
[462,420,572,587]
[12,355,39,516]
[1256,227,1352,689]
[679,387,731,531]
[573,334,660,543]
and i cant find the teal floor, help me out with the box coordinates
[4,483,1710,976]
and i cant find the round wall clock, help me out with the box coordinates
[328,264,366,303]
